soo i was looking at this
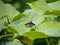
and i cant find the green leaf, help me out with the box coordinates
[44,10,60,16]
[44,1,60,16]
[46,0,58,3]
[58,40,60,45]
[0,0,6,18]
[12,13,24,22]
[24,9,37,19]
[48,1,60,10]
[4,4,20,22]
[37,21,60,37]
[6,41,23,45]
[6,19,32,35]
[24,9,45,26]
[0,1,19,22]
[27,0,50,14]
[20,36,33,45]
[6,26,19,34]
[23,31,48,40]
[0,17,7,31]
[6,9,45,35]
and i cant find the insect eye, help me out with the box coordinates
[25,21,35,27]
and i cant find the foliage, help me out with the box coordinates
[0,0,60,45]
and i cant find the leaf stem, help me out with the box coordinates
[45,38,50,45]
[0,34,12,39]
[7,17,10,24]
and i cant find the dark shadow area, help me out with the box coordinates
[34,38,47,45]
[55,16,60,22]
[46,0,58,3]
[22,0,37,3]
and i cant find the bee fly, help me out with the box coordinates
[25,21,35,27]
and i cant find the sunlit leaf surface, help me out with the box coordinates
[37,21,60,37]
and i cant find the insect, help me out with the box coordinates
[25,21,35,27]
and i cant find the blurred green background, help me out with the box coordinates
[1,0,60,45]
[2,0,31,13]
[2,0,58,13]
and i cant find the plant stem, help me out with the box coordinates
[0,34,12,39]
[45,38,50,45]
[7,17,10,24]
[28,40,34,45]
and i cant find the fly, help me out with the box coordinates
[25,21,35,27]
